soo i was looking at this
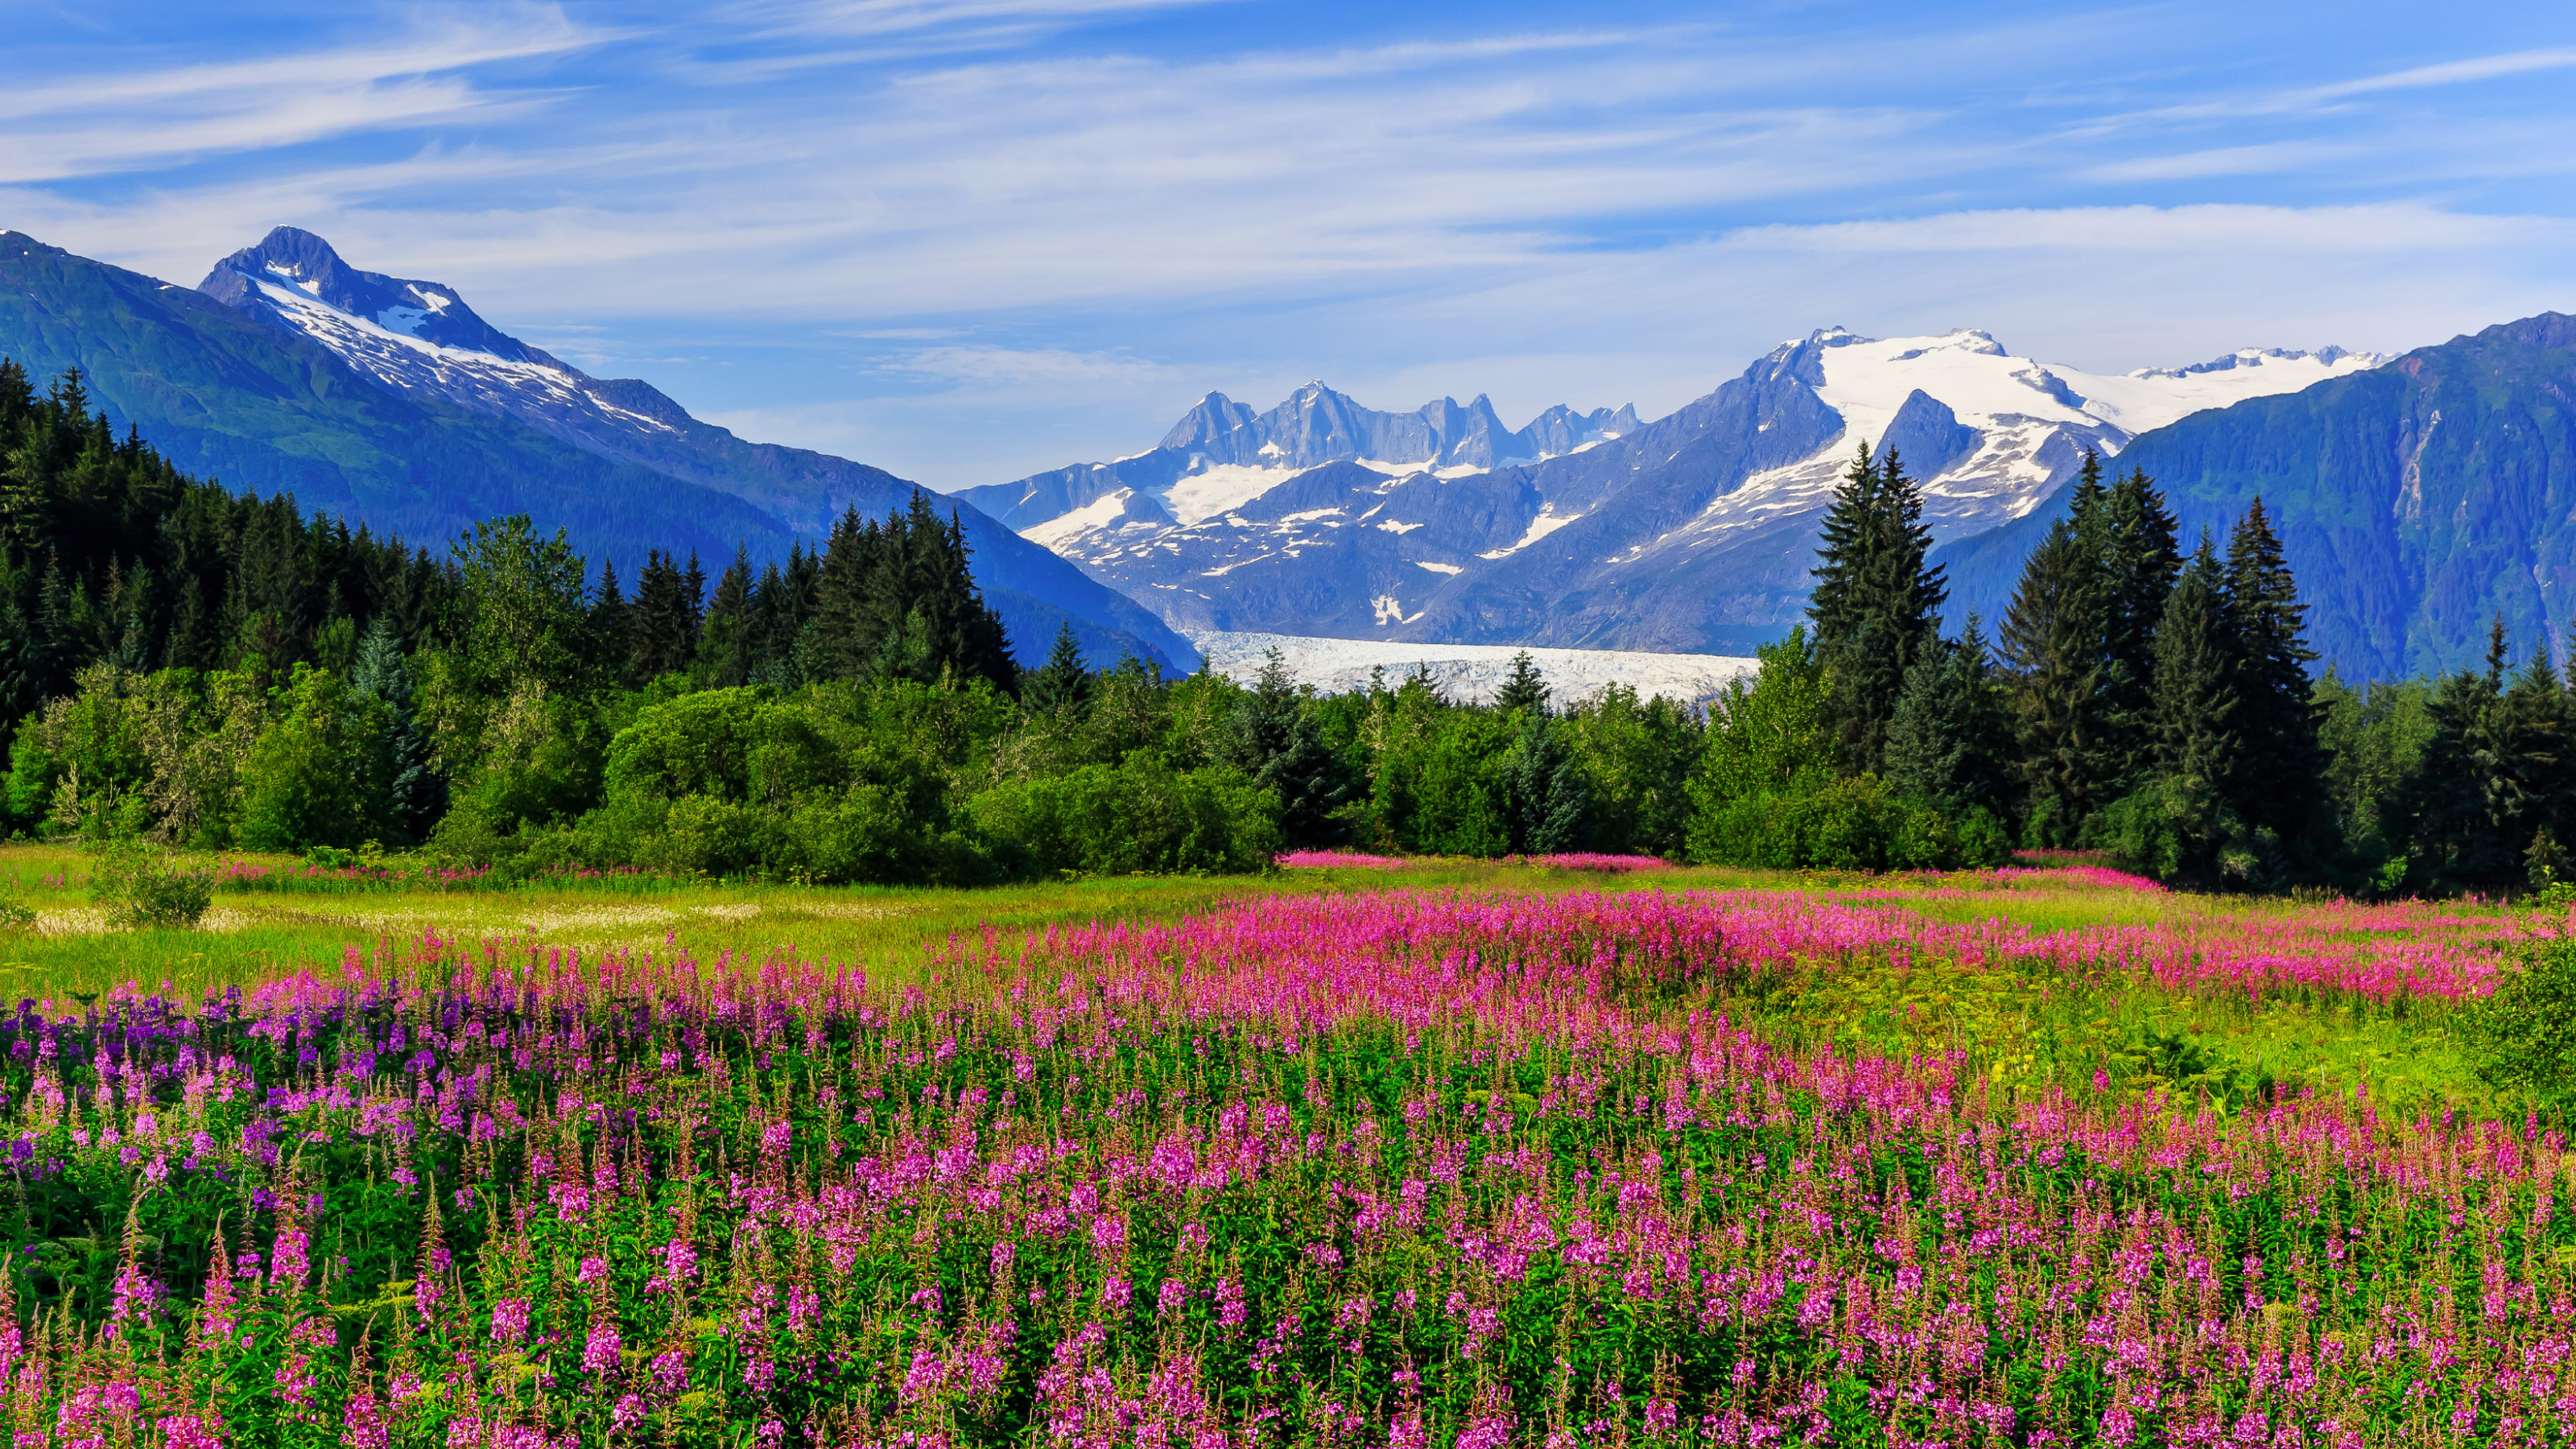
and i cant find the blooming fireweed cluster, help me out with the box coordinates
[0,885,2566,1447]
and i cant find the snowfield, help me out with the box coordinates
[1188,630,1755,705]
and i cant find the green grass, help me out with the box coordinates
[0,846,1806,999]
[0,844,2524,1113]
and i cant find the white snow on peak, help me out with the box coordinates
[1021,489,1135,549]
[230,268,683,440]
[1165,463,1298,526]
[1810,329,2389,465]
[2078,348,2388,434]
[1414,560,1463,575]
[262,262,320,296]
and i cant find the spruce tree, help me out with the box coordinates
[697,546,755,688]
[810,495,1018,692]
[2498,643,2570,884]
[2413,621,2517,890]
[2000,511,2103,844]
[1023,622,1093,717]
[1808,443,1946,775]
[1493,651,1550,715]
[2095,464,2181,787]
[351,617,446,845]
[2222,498,2322,842]
[1228,648,1348,843]
[1885,616,2014,819]
[630,551,685,679]
[2134,534,2242,876]
[589,559,634,689]
[1504,712,1588,854]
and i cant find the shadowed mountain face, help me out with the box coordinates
[1938,312,2576,681]
[0,229,1195,674]
[970,331,2385,655]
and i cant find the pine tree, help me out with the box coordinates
[2095,464,2181,786]
[589,559,633,688]
[1022,623,1092,717]
[1504,712,1588,854]
[1228,648,1348,843]
[1493,651,1550,715]
[1808,443,1946,774]
[351,617,446,845]
[2222,498,2322,843]
[2000,512,2103,845]
[1885,616,2014,819]
[696,546,755,688]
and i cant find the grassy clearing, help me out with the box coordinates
[0,843,2524,1111]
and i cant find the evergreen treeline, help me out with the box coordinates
[1722,440,2576,892]
[3,358,2570,892]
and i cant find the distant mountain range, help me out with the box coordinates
[18,224,2573,683]
[0,228,1195,674]
[972,332,2386,654]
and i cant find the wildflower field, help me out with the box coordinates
[0,846,2563,1447]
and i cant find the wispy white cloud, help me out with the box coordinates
[1718,204,2576,255]
[886,345,1195,386]
[2301,45,2576,102]
[7,4,2575,489]
[2076,142,2353,183]
[0,6,602,183]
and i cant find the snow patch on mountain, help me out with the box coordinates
[1166,464,1298,525]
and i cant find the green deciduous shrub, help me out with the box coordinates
[2464,935,2576,1108]
[88,842,213,930]
[968,752,1280,877]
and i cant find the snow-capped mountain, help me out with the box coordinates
[971,330,2387,653]
[188,226,1196,671]
[959,382,1635,536]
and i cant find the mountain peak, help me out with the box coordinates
[199,228,551,368]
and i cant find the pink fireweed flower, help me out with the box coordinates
[489,1298,530,1345]
[584,1323,621,1377]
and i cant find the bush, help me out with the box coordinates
[89,843,213,930]
[970,753,1281,877]
[237,666,393,851]
[1686,775,1995,872]
[2464,935,2576,1108]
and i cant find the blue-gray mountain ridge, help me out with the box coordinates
[0,228,1195,674]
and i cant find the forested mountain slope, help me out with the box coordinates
[0,231,1194,673]
[1939,312,2576,679]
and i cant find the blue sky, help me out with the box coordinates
[4,1,2573,489]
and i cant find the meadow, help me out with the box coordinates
[0,843,2557,1447]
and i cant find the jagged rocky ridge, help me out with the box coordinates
[973,332,2386,654]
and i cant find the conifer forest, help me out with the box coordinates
[0,362,2557,896]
